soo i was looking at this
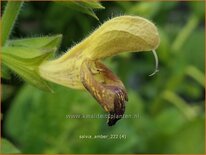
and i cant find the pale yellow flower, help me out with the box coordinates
[39,15,160,125]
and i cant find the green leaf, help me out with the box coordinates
[7,34,62,50]
[2,47,54,92]
[55,1,103,20]
[76,1,105,9]
[0,138,21,153]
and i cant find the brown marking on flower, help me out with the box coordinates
[80,59,128,126]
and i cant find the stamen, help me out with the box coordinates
[149,49,159,76]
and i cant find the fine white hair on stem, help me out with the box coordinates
[149,49,159,76]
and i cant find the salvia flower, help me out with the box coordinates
[39,15,160,126]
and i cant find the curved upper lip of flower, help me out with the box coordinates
[38,15,160,126]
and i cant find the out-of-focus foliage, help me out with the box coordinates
[1,1,205,154]
[0,138,21,153]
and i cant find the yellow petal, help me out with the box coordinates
[39,15,160,89]
[57,15,160,61]
[84,15,160,59]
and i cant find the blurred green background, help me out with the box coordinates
[1,1,205,154]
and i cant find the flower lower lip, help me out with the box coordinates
[107,87,128,126]
[80,59,128,126]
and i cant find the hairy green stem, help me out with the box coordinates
[172,14,199,52]
[2,1,23,46]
